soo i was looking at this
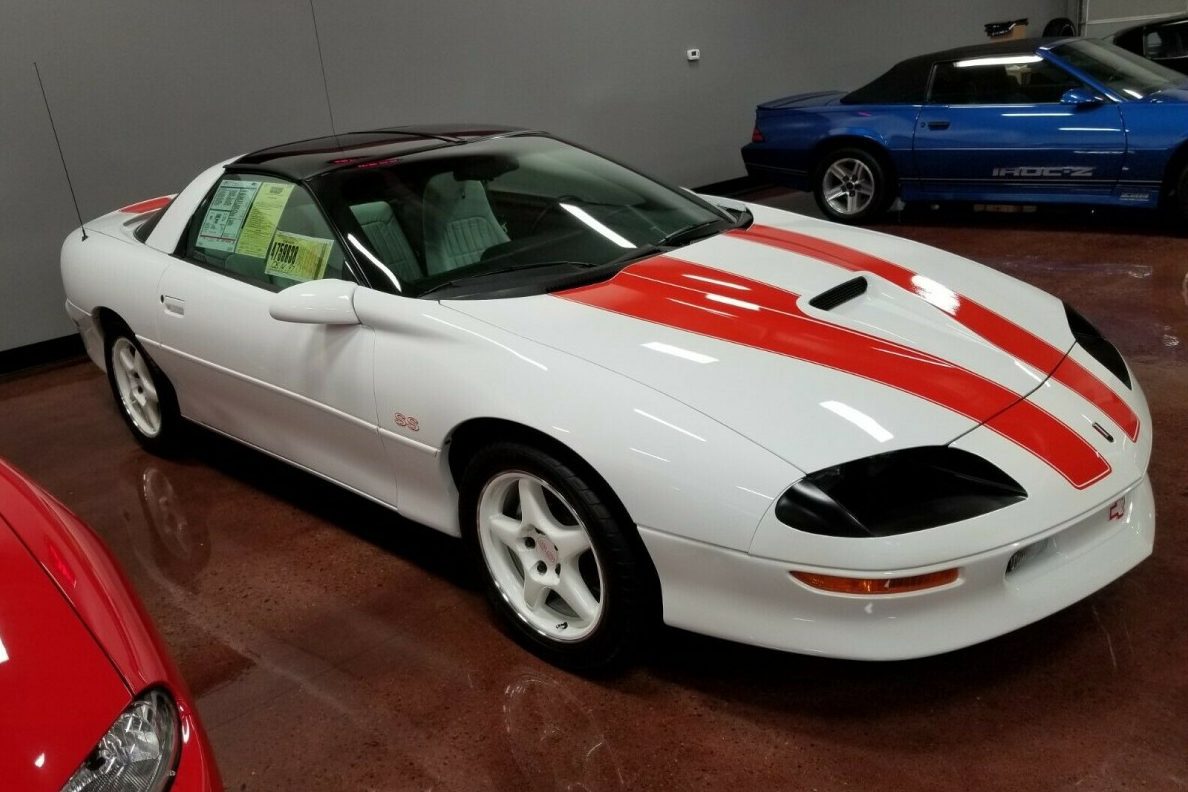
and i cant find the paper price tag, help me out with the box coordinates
[236,182,294,258]
[196,180,260,252]
[264,231,333,282]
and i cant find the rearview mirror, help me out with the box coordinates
[1061,88,1104,106]
[269,279,360,325]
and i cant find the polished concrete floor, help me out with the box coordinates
[2,191,1186,791]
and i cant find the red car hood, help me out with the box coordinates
[0,515,129,791]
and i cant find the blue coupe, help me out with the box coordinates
[742,38,1188,223]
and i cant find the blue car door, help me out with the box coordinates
[912,53,1126,201]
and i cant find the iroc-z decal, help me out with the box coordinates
[991,166,1096,178]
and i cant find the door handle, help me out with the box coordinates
[924,120,951,130]
[161,295,185,316]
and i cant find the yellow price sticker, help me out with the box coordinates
[236,182,294,258]
[264,231,333,282]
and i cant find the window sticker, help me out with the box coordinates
[196,180,260,252]
[235,182,295,258]
[264,230,333,282]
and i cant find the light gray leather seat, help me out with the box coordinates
[421,175,509,274]
[350,201,422,283]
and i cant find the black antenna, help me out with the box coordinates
[307,0,342,150]
[34,61,87,241]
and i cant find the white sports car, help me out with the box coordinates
[61,126,1154,669]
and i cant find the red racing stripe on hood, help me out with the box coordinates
[558,256,1110,489]
[729,224,1140,442]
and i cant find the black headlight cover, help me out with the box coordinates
[1065,302,1130,388]
[775,447,1027,538]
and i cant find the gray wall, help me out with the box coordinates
[1,0,1062,352]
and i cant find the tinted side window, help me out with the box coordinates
[184,174,349,290]
[930,58,1085,104]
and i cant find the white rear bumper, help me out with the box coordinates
[640,475,1154,660]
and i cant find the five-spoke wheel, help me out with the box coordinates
[460,441,657,670]
[104,326,179,453]
[477,471,604,641]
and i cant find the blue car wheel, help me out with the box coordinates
[812,147,895,225]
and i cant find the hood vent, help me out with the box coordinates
[809,276,867,311]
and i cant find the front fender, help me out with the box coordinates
[355,290,802,551]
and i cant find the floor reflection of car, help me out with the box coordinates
[0,458,221,791]
[138,465,211,586]
[1113,15,1188,75]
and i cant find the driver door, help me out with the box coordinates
[912,55,1125,199]
[153,172,397,505]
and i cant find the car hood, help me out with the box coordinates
[446,204,1087,474]
[0,517,129,792]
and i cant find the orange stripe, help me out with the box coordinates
[559,256,1110,488]
[730,224,1140,441]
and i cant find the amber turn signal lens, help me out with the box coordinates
[791,568,959,595]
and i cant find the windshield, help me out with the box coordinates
[1051,39,1186,98]
[311,135,735,298]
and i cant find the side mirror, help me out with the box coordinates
[1061,88,1104,106]
[269,279,360,325]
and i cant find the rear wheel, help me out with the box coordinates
[104,327,180,454]
[812,147,895,224]
[460,442,655,671]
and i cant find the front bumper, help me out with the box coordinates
[639,475,1154,660]
[65,299,105,370]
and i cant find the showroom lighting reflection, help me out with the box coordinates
[641,341,718,364]
[910,274,960,315]
[348,233,402,292]
[630,447,670,463]
[706,293,761,311]
[0,634,7,664]
[683,273,749,291]
[820,400,893,443]
[633,408,706,441]
[955,55,1041,67]
[559,204,635,248]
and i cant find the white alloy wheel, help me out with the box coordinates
[476,471,605,642]
[822,157,877,216]
[111,336,162,437]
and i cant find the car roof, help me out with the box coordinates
[898,36,1075,68]
[843,37,1079,104]
[1113,13,1188,37]
[231,124,533,181]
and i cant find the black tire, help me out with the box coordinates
[459,441,657,671]
[1042,17,1077,37]
[103,324,181,455]
[812,146,895,225]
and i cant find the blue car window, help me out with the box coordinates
[929,57,1083,104]
[1051,39,1185,98]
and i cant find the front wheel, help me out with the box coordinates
[104,328,180,454]
[812,147,895,224]
[460,442,656,671]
